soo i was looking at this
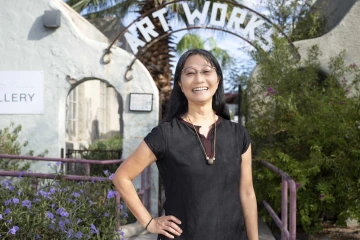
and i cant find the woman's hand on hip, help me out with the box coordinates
[147,215,182,239]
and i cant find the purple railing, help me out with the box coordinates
[0,154,152,230]
[259,160,297,240]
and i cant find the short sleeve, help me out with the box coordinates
[143,125,166,160]
[240,125,251,154]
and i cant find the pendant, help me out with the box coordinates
[206,157,215,165]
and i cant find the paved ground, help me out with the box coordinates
[124,218,275,240]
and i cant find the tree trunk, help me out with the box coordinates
[137,1,175,120]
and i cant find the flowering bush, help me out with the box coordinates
[246,38,360,233]
[0,164,127,239]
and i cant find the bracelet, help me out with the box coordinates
[145,217,153,230]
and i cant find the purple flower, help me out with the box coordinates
[72,192,80,198]
[4,208,10,215]
[17,190,22,196]
[5,199,11,206]
[59,221,65,229]
[50,203,55,208]
[18,171,25,177]
[267,87,277,95]
[68,198,76,204]
[46,211,54,219]
[0,214,2,219]
[56,208,69,217]
[36,235,40,239]
[9,185,14,191]
[22,200,32,209]
[49,187,56,194]
[340,101,344,105]
[104,212,109,217]
[56,161,61,166]
[38,190,50,199]
[90,224,99,234]
[8,226,19,235]
[75,232,83,239]
[104,170,109,176]
[89,200,94,205]
[349,63,357,68]
[12,198,19,205]
[67,229,74,238]
[107,190,116,199]
[77,218,82,224]
[120,204,123,210]
[124,213,129,218]
[295,183,301,190]
[109,173,115,180]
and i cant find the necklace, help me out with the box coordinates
[186,115,217,165]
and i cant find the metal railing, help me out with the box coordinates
[259,160,297,240]
[0,154,152,230]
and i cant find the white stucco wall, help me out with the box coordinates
[0,0,159,215]
[294,0,360,82]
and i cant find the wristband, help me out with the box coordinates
[145,217,153,230]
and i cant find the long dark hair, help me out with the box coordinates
[163,49,230,122]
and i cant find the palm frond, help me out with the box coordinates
[176,34,205,54]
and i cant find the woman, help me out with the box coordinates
[112,49,258,239]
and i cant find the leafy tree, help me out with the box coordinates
[0,123,48,171]
[246,37,360,233]
[260,0,326,41]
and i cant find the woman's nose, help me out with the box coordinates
[193,72,205,82]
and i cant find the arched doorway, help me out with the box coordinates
[65,78,124,174]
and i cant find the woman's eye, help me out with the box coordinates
[202,70,211,75]
[186,72,195,76]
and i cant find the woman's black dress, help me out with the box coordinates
[144,117,251,240]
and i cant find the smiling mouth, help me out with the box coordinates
[192,87,209,92]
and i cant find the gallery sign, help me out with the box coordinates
[124,2,274,54]
[0,71,44,114]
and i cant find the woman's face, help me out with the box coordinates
[178,54,219,106]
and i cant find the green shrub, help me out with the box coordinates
[0,164,127,239]
[247,38,360,233]
[82,136,123,176]
[0,123,48,171]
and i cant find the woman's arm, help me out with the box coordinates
[239,144,258,240]
[112,141,182,238]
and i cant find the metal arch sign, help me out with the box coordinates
[101,0,299,80]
